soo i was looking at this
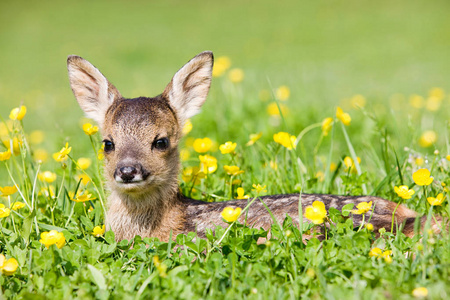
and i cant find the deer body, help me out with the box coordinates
[67,51,425,242]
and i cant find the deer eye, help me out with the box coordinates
[103,140,115,152]
[153,137,169,150]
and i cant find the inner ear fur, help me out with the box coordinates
[67,55,121,126]
[163,51,213,126]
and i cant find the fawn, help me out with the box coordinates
[67,51,440,242]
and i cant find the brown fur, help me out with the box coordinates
[67,51,443,242]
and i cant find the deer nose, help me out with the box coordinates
[115,164,147,183]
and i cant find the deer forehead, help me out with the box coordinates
[103,96,180,139]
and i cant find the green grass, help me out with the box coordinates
[1,0,450,298]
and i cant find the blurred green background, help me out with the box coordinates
[1,0,449,141]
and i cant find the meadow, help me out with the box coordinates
[1,0,450,299]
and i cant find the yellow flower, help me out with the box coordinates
[369,247,383,257]
[34,148,49,162]
[82,123,99,136]
[182,166,206,185]
[394,185,415,200]
[53,142,72,162]
[315,171,325,182]
[11,202,26,211]
[0,204,11,218]
[221,206,242,222]
[273,132,296,150]
[236,187,249,199]
[228,68,244,83]
[199,154,217,174]
[219,141,237,154]
[381,250,393,263]
[212,56,231,77]
[77,157,92,170]
[413,168,433,186]
[429,87,445,99]
[427,193,445,206]
[304,201,327,225]
[336,107,351,126]
[275,85,290,101]
[425,96,442,111]
[223,165,244,176]
[350,94,366,109]
[39,230,65,249]
[252,184,267,194]
[152,255,168,278]
[246,132,262,146]
[38,171,57,183]
[321,117,333,136]
[9,105,27,121]
[76,174,91,185]
[69,191,96,203]
[352,201,372,215]
[0,185,18,197]
[92,225,106,237]
[418,130,437,148]
[365,223,374,231]
[269,160,278,170]
[343,156,361,174]
[415,157,424,166]
[267,102,289,117]
[412,287,428,298]
[180,149,190,161]
[409,94,424,109]
[0,255,19,276]
[97,145,104,160]
[39,185,56,199]
[182,119,193,135]
[0,149,11,161]
[193,138,213,153]
[3,137,22,155]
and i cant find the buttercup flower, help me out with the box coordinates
[0,149,11,161]
[427,193,445,206]
[9,105,27,121]
[11,202,26,211]
[180,149,190,161]
[0,254,19,276]
[221,206,242,222]
[82,123,98,136]
[350,94,366,109]
[53,142,72,162]
[182,166,206,184]
[219,142,237,154]
[92,225,106,237]
[394,185,415,200]
[199,154,217,174]
[38,171,57,183]
[0,204,11,218]
[3,137,22,155]
[381,250,393,264]
[418,130,437,148]
[273,132,296,150]
[352,201,372,215]
[412,287,428,298]
[409,95,424,109]
[252,184,267,194]
[304,201,327,224]
[223,165,244,176]
[212,56,231,77]
[321,117,333,136]
[275,85,290,101]
[69,191,96,203]
[97,145,104,160]
[228,68,244,83]
[413,168,433,186]
[365,223,374,231]
[267,102,289,117]
[336,107,351,125]
[77,157,92,170]
[182,119,193,135]
[29,130,45,145]
[193,138,213,153]
[236,187,249,199]
[369,247,383,257]
[0,185,18,197]
[76,174,91,185]
[39,230,65,249]
[246,132,262,146]
[152,255,168,278]
[343,156,361,174]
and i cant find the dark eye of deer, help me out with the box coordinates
[103,140,115,152]
[153,138,169,150]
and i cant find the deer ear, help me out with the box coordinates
[163,51,213,126]
[67,55,121,126]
